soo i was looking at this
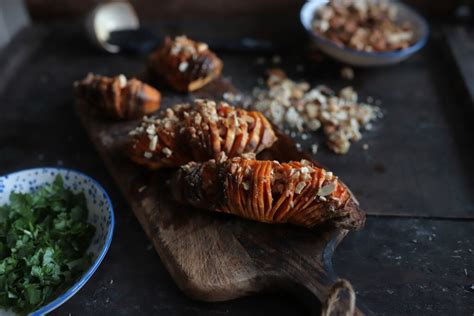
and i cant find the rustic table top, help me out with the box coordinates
[0,20,473,315]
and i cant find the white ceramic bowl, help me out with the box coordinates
[0,168,115,315]
[300,0,429,66]
[85,1,140,53]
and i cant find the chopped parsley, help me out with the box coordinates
[0,175,96,314]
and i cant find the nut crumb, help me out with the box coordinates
[149,135,158,151]
[295,181,306,194]
[118,74,127,88]
[341,67,354,80]
[162,147,172,157]
[252,69,379,154]
[317,182,336,196]
[179,62,189,72]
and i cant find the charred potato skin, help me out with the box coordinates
[148,36,223,92]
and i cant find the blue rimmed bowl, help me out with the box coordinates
[0,167,115,315]
[300,0,429,66]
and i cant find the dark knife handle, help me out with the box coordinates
[108,29,161,55]
[107,28,278,55]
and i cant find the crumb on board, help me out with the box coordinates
[341,66,354,80]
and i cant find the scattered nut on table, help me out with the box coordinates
[252,69,381,154]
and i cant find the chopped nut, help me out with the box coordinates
[317,182,336,196]
[162,147,172,157]
[118,74,127,88]
[300,159,311,166]
[144,151,153,159]
[251,70,379,154]
[194,113,202,124]
[295,181,306,194]
[312,0,414,52]
[181,163,194,172]
[146,124,156,135]
[341,67,354,80]
[149,135,158,151]
[179,62,189,72]
[300,167,310,174]
[197,43,208,52]
[340,86,357,102]
[242,181,250,191]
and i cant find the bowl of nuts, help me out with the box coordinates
[300,0,429,66]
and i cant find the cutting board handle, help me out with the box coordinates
[321,279,356,316]
[271,229,372,316]
[285,259,371,316]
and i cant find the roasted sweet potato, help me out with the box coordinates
[172,155,365,230]
[127,99,278,169]
[74,73,161,120]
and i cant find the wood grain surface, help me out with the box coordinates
[75,77,372,315]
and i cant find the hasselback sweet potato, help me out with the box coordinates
[172,155,365,230]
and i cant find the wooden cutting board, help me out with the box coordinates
[75,78,373,315]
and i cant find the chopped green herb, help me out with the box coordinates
[0,175,96,314]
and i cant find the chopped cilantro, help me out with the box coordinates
[0,175,96,314]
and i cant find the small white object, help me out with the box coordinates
[178,62,189,72]
[118,74,127,88]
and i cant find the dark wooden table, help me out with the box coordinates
[0,19,473,315]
